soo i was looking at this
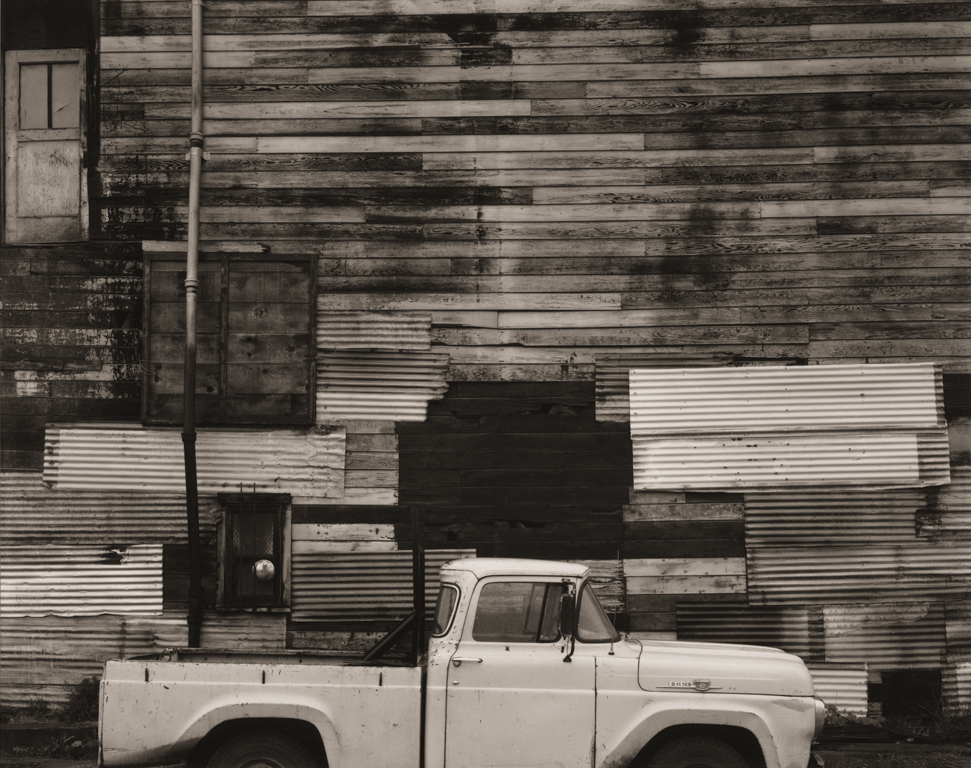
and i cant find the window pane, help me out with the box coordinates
[19,64,48,129]
[473,582,564,643]
[51,62,79,129]
[432,584,458,636]
[577,582,621,643]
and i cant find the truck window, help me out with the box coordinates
[433,584,459,636]
[472,582,566,643]
[576,581,621,643]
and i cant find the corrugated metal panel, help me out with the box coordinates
[919,466,971,540]
[317,352,449,422]
[946,601,971,655]
[745,489,925,547]
[807,664,869,717]
[595,353,732,422]
[629,364,948,491]
[291,549,474,622]
[43,423,345,499]
[942,657,971,711]
[0,545,163,617]
[748,544,971,605]
[0,471,219,543]
[633,430,950,491]
[676,603,820,661]
[317,311,431,351]
[824,602,946,670]
[0,613,285,707]
[629,364,943,434]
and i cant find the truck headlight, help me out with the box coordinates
[813,696,827,740]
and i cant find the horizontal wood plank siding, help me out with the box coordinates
[98,0,971,380]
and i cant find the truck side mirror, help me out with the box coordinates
[560,593,575,638]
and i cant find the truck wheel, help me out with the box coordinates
[208,733,319,768]
[646,736,749,768]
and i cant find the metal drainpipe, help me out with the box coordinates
[183,0,206,648]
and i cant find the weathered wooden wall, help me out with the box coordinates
[3,0,971,713]
[97,0,970,382]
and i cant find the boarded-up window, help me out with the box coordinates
[219,493,290,610]
[3,49,86,243]
[144,254,315,425]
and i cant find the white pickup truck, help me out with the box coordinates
[100,558,824,768]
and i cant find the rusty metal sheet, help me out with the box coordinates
[43,423,345,500]
[0,545,163,617]
[317,311,431,351]
[824,602,946,670]
[0,471,219,544]
[595,353,732,422]
[629,363,944,435]
[919,466,971,540]
[946,601,971,655]
[943,657,971,711]
[291,549,474,622]
[744,488,926,547]
[149,612,287,650]
[675,603,820,661]
[634,430,950,491]
[807,664,869,717]
[748,543,971,605]
[317,351,449,422]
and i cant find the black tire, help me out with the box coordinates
[207,732,319,768]
[646,736,749,768]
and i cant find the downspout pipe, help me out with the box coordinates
[184,0,205,648]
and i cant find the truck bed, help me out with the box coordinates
[100,652,422,768]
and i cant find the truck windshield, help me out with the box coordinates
[577,581,621,643]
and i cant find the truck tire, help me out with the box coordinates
[207,733,319,768]
[646,736,749,768]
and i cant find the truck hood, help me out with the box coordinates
[636,640,815,697]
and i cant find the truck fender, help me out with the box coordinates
[172,700,342,767]
[598,707,779,768]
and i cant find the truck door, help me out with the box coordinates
[445,578,595,768]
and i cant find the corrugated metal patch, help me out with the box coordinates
[745,489,925,547]
[291,549,474,622]
[676,603,820,661]
[317,352,449,422]
[43,423,345,499]
[946,601,971,655]
[748,544,971,605]
[630,364,943,434]
[824,602,946,670]
[0,471,219,544]
[0,545,163,617]
[808,664,869,717]
[595,353,732,422]
[317,311,431,351]
[634,430,949,491]
[919,467,971,540]
[943,657,971,711]
[629,364,948,491]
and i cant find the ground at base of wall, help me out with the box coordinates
[816,743,971,768]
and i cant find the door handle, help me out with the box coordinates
[451,657,483,666]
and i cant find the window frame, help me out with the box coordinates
[432,583,460,637]
[217,493,292,612]
[3,47,88,244]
